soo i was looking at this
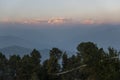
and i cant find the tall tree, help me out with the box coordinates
[47,48,62,80]
[8,55,21,80]
[77,42,104,80]
[30,49,41,80]
[19,55,32,80]
[0,52,8,80]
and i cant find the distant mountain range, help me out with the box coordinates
[0,36,35,48]
[0,35,55,50]
[0,45,74,62]
[0,45,32,56]
[1,24,120,62]
[0,45,50,62]
[1,24,120,56]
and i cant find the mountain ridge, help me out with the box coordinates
[0,45,74,62]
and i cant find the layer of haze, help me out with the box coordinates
[0,23,120,51]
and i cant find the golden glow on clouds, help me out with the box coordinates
[0,18,10,23]
[0,17,120,25]
[0,0,120,24]
[22,19,47,24]
[0,17,71,24]
[48,18,66,24]
[82,19,95,25]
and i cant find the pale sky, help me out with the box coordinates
[0,0,120,23]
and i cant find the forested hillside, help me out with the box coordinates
[0,42,120,80]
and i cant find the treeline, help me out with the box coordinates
[0,42,120,80]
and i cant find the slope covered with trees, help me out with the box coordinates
[0,42,120,80]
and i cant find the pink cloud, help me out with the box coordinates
[16,18,70,24]
[47,17,71,24]
[82,19,95,24]
[0,18,11,23]
[16,19,48,24]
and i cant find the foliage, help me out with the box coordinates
[0,42,120,80]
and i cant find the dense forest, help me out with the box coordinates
[0,42,120,80]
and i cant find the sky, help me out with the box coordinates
[0,0,120,24]
[0,0,120,51]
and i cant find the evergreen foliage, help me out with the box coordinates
[0,42,120,80]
